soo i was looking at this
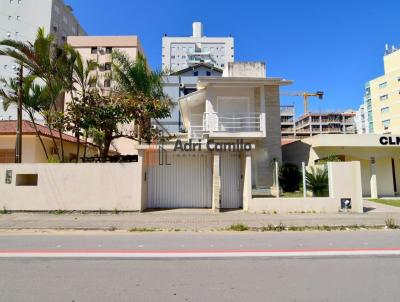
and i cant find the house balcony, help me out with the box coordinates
[188,112,266,139]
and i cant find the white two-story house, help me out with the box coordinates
[139,62,292,210]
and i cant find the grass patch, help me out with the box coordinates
[369,199,400,207]
[228,223,249,231]
[0,206,8,215]
[50,209,66,215]
[128,227,157,232]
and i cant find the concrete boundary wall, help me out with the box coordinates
[248,197,338,213]
[0,163,143,211]
[248,161,363,213]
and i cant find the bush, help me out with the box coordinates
[306,166,329,197]
[279,163,302,192]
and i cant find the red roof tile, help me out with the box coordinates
[281,138,298,146]
[0,120,79,143]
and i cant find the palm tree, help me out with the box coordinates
[62,46,98,162]
[306,166,329,197]
[0,76,51,159]
[0,27,69,161]
[111,51,173,142]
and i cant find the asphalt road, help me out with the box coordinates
[0,231,399,302]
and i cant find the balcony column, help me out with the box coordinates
[212,152,221,212]
[205,89,215,134]
[242,151,252,212]
[259,86,266,135]
[370,157,378,199]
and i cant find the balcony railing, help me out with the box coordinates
[188,112,265,138]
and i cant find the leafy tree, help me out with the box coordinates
[279,163,302,192]
[306,166,329,197]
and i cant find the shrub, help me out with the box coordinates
[228,223,249,231]
[306,166,329,197]
[385,217,398,229]
[279,163,302,192]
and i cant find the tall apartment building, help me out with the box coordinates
[355,103,370,134]
[294,111,356,138]
[364,45,400,134]
[66,36,144,93]
[66,36,145,155]
[0,0,85,120]
[162,22,234,72]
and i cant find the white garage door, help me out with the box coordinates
[147,153,212,208]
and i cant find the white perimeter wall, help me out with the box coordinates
[248,162,363,213]
[0,163,143,211]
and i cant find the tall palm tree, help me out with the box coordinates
[0,27,69,161]
[0,76,51,159]
[111,51,173,142]
[63,46,98,162]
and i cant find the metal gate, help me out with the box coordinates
[221,152,243,209]
[147,153,212,208]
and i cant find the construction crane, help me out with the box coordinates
[280,91,324,114]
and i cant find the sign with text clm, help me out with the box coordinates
[379,136,400,146]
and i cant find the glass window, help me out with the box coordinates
[381,106,390,113]
[206,71,211,76]
[104,63,112,71]
[379,82,387,89]
[382,119,391,129]
[105,47,112,54]
[380,94,388,101]
[104,79,111,88]
[193,71,198,76]
[91,47,97,54]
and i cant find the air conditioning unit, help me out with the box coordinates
[179,83,185,88]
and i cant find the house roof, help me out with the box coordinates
[197,76,293,88]
[169,63,223,75]
[0,120,80,144]
[281,138,298,146]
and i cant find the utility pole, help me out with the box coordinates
[15,63,23,163]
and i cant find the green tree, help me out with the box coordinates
[306,166,329,197]
[63,46,98,162]
[111,51,172,142]
[0,28,69,161]
[279,163,302,192]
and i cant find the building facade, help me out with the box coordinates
[162,22,234,72]
[355,103,370,134]
[294,111,356,138]
[0,0,85,120]
[280,105,296,137]
[66,36,145,155]
[139,62,291,210]
[283,134,400,198]
[160,63,223,133]
[364,45,400,134]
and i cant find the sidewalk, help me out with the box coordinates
[1,205,400,231]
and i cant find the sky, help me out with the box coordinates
[67,0,400,115]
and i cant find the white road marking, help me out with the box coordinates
[1,249,400,259]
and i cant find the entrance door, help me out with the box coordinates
[221,152,242,209]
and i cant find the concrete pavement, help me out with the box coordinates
[1,210,400,231]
